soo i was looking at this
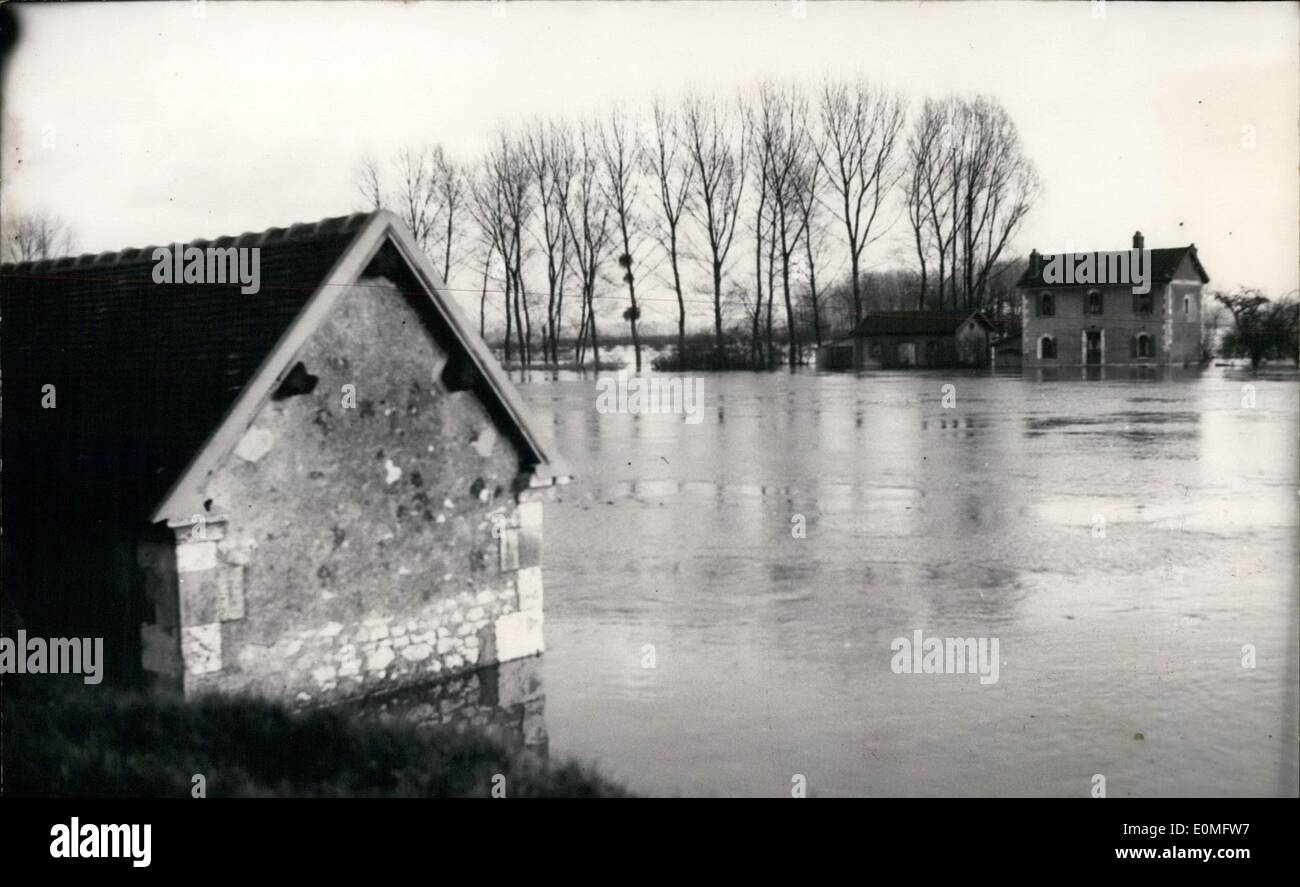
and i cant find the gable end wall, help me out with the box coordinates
[139,277,545,704]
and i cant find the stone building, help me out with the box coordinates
[1,211,567,708]
[1017,232,1209,368]
[816,312,992,370]
[991,333,1024,370]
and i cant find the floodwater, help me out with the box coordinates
[515,366,1299,797]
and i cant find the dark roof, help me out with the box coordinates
[984,315,1021,333]
[1016,245,1209,288]
[1,210,564,529]
[850,311,990,337]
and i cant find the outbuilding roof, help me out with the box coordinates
[850,311,991,337]
[1,210,565,526]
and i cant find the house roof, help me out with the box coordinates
[1016,245,1209,288]
[850,311,991,337]
[1,210,565,527]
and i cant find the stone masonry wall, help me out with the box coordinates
[139,277,545,705]
[347,656,547,754]
[1022,283,1178,368]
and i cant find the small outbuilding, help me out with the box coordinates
[817,311,992,370]
[1,211,567,706]
[991,333,1024,369]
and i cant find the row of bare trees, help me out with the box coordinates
[356,145,466,284]
[2,212,76,263]
[903,96,1039,314]
[354,80,1038,371]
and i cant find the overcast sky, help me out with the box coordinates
[2,1,1296,327]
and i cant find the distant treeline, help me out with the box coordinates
[355,80,1039,373]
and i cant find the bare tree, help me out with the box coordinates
[395,146,440,254]
[756,82,814,367]
[744,104,771,370]
[477,241,495,340]
[494,133,534,367]
[765,204,778,367]
[559,121,612,371]
[647,98,695,363]
[431,148,466,283]
[906,95,1038,313]
[354,156,385,211]
[470,141,521,363]
[684,93,747,368]
[355,146,466,281]
[816,78,907,325]
[600,107,646,372]
[3,211,76,262]
[962,97,1039,310]
[911,98,956,309]
[524,119,574,365]
[794,153,827,346]
[903,131,932,310]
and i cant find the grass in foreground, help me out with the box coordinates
[2,682,630,798]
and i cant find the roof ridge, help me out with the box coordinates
[1019,242,1207,287]
[860,310,976,317]
[1034,244,1191,256]
[0,211,377,273]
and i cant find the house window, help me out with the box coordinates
[1039,335,1056,360]
[1086,290,1103,315]
[1183,295,1191,314]
[869,343,882,358]
[1136,334,1153,358]
[925,340,940,359]
[1039,293,1054,316]
[1133,292,1153,314]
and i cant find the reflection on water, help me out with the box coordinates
[514,366,1297,797]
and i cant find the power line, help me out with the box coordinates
[4,261,848,319]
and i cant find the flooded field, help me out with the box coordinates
[517,367,1299,797]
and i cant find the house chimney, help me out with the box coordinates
[1133,230,1144,250]
[1029,248,1039,274]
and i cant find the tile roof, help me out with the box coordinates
[1,211,563,530]
[850,311,990,337]
[1016,245,1209,288]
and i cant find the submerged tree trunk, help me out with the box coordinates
[670,235,686,367]
[479,248,492,340]
[780,221,798,368]
[752,229,764,369]
[513,233,531,368]
[850,252,862,327]
[587,283,601,371]
[575,294,590,367]
[502,258,514,363]
[759,225,769,369]
[805,225,822,347]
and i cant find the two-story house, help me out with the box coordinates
[1018,232,1209,368]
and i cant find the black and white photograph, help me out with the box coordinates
[0,0,1296,836]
